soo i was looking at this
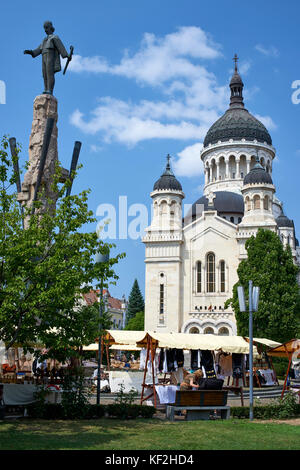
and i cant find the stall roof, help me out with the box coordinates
[244,337,281,349]
[82,343,99,351]
[267,339,300,358]
[85,331,282,354]
[105,330,147,346]
[109,344,142,351]
[137,331,255,354]
[82,342,142,351]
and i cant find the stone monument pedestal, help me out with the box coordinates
[17,94,68,217]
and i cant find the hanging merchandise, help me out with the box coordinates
[147,350,158,377]
[166,349,176,372]
[163,349,168,373]
[218,352,233,377]
[190,349,199,370]
[175,349,184,368]
[158,349,164,372]
[257,369,276,386]
[232,353,244,379]
[200,350,216,379]
[292,360,300,379]
[139,348,147,370]
[184,350,190,370]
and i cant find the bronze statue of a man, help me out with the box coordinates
[24,21,72,95]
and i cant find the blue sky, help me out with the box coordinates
[1,0,300,300]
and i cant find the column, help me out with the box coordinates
[216,161,220,180]
[225,159,229,179]
[236,158,240,178]
[246,158,251,174]
[204,168,208,185]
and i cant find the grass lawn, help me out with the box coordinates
[0,418,299,450]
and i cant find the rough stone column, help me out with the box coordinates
[18,95,68,219]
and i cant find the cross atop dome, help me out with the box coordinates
[233,53,239,72]
[230,52,244,108]
[166,154,171,170]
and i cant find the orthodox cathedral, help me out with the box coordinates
[143,58,300,336]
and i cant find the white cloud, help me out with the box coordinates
[70,27,228,146]
[69,27,222,86]
[69,27,277,170]
[173,142,204,177]
[90,144,103,153]
[255,44,279,58]
[239,60,252,75]
[71,99,208,145]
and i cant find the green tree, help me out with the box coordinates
[0,136,125,359]
[226,228,300,343]
[126,279,144,324]
[124,311,144,331]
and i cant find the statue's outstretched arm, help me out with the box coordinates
[31,46,42,58]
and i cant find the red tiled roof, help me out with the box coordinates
[82,289,124,310]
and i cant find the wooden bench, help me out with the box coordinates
[166,390,230,421]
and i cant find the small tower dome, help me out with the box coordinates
[244,158,273,185]
[153,155,182,191]
[276,214,294,228]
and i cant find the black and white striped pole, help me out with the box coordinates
[238,281,260,421]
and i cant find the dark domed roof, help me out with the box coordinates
[185,191,244,223]
[153,156,182,192]
[276,214,294,228]
[203,56,272,148]
[243,160,273,185]
[204,108,272,148]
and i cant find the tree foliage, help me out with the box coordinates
[124,311,144,331]
[0,136,125,359]
[226,228,300,342]
[126,279,144,324]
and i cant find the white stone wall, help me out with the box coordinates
[181,211,240,335]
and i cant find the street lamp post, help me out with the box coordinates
[237,281,260,421]
[95,251,109,406]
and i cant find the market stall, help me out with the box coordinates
[136,332,257,408]
[243,337,281,387]
[268,339,300,399]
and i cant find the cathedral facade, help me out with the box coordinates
[143,60,300,336]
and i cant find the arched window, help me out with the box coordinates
[245,197,251,212]
[196,261,201,293]
[206,253,215,293]
[204,327,214,335]
[220,260,226,293]
[159,284,164,325]
[253,195,261,210]
[190,327,200,334]
[264,196,269,211]
[230,216,235,224]
[218,327,229,336]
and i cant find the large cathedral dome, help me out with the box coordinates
[203,107,272,147]
[203,55,272,148]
